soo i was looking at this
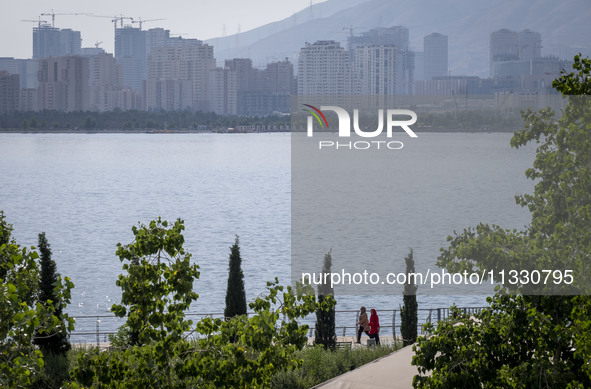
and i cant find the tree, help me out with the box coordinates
[34,232,71,355]
[190,279,322,388]
[224,235,247,319]
[412,55,591,388]
[0,212,74,387]
[400,248,418,347]
[69,218,326,388]
[70,218,199,388]
[33,232,72,388]
[314,250,337,350]
[110,217,200,347]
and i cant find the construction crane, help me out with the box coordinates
[342,26,367,39]
[112,15,134,29]
[21,18,48,28]
[90,14,134,32]
[131,17,165,30]
[40,10,91,27]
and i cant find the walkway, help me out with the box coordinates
[312,344,423,389]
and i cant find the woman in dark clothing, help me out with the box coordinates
[356,306,369,343]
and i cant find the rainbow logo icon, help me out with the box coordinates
[303,104,329,128]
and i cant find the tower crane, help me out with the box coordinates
[343,26,365,40]
[131,18,165,30]
[20,18,48,28]
[40,10,91,27]
[90,15,134,33]
[112,15,134,29]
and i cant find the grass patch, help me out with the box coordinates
[270,342,401,389]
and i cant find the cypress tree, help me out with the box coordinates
[314,250,336,350]
[224,235,247,318]
[400,248,418,347]
[34,232,71,354]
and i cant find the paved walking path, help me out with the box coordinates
[313,344,423,389]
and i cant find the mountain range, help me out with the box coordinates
[205,0,591,77]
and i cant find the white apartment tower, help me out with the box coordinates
[354,45,397,95]
[298,41,351,95]
[89,53,131,112]
[145,43,215,111]
[209,67,237,115]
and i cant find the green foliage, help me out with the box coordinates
[70,278,323,388]
[69,218,324,388]
[314,250,337,350]
[401,248,418,347]
[0,211,75,387]
[270,343,400,389]
[437,56,591,295]
[190,279,321,388]
[84,117,96,129]
[111,217,200,347]
[552,54,591,95]
[34,232,71,356]
[416,109,524,130]
[0,109,291,131]
[413,296,589,388]
[412,55,591,387]
[225,235,247,319]
[32,350,70,389]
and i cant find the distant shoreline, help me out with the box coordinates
[0,127,519,134]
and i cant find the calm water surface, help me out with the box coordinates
[0,132,535,337]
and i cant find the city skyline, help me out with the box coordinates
[1,0,326,59]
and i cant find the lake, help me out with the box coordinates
[0,132,535,339]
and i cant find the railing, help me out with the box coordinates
[70,306,486,347]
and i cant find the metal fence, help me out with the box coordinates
[70,306,486,347]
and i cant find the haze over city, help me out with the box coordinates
[0,0,589,116]
[1,0,326,59]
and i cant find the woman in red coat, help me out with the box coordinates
[368,309,380,345]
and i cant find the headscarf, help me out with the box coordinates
[369,309,380,334]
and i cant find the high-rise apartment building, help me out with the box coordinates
[20,88,38,111]
[518,29,542,60]
[146,46,190,111]
[298,40,351,95]
[179,43,216,111]
[145,43,215,111]
[490,29,519,68]
[424,33,448,80]
[0,71,19,114]
[37,55,89,112]
[490,28,543,78]
[115,26,146,93]
[233,59,294,116]
[414,51,424,81]
[348,27,414,94]
[264,59,294,94]
[209,67,237,115]
[146,28,171,55]
[88,52,138,112]
[225,58,257,92]
[0,58,38,89]
[33,25,81,59]
[354,45,397,95]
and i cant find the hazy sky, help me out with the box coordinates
[1,0,326,59]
